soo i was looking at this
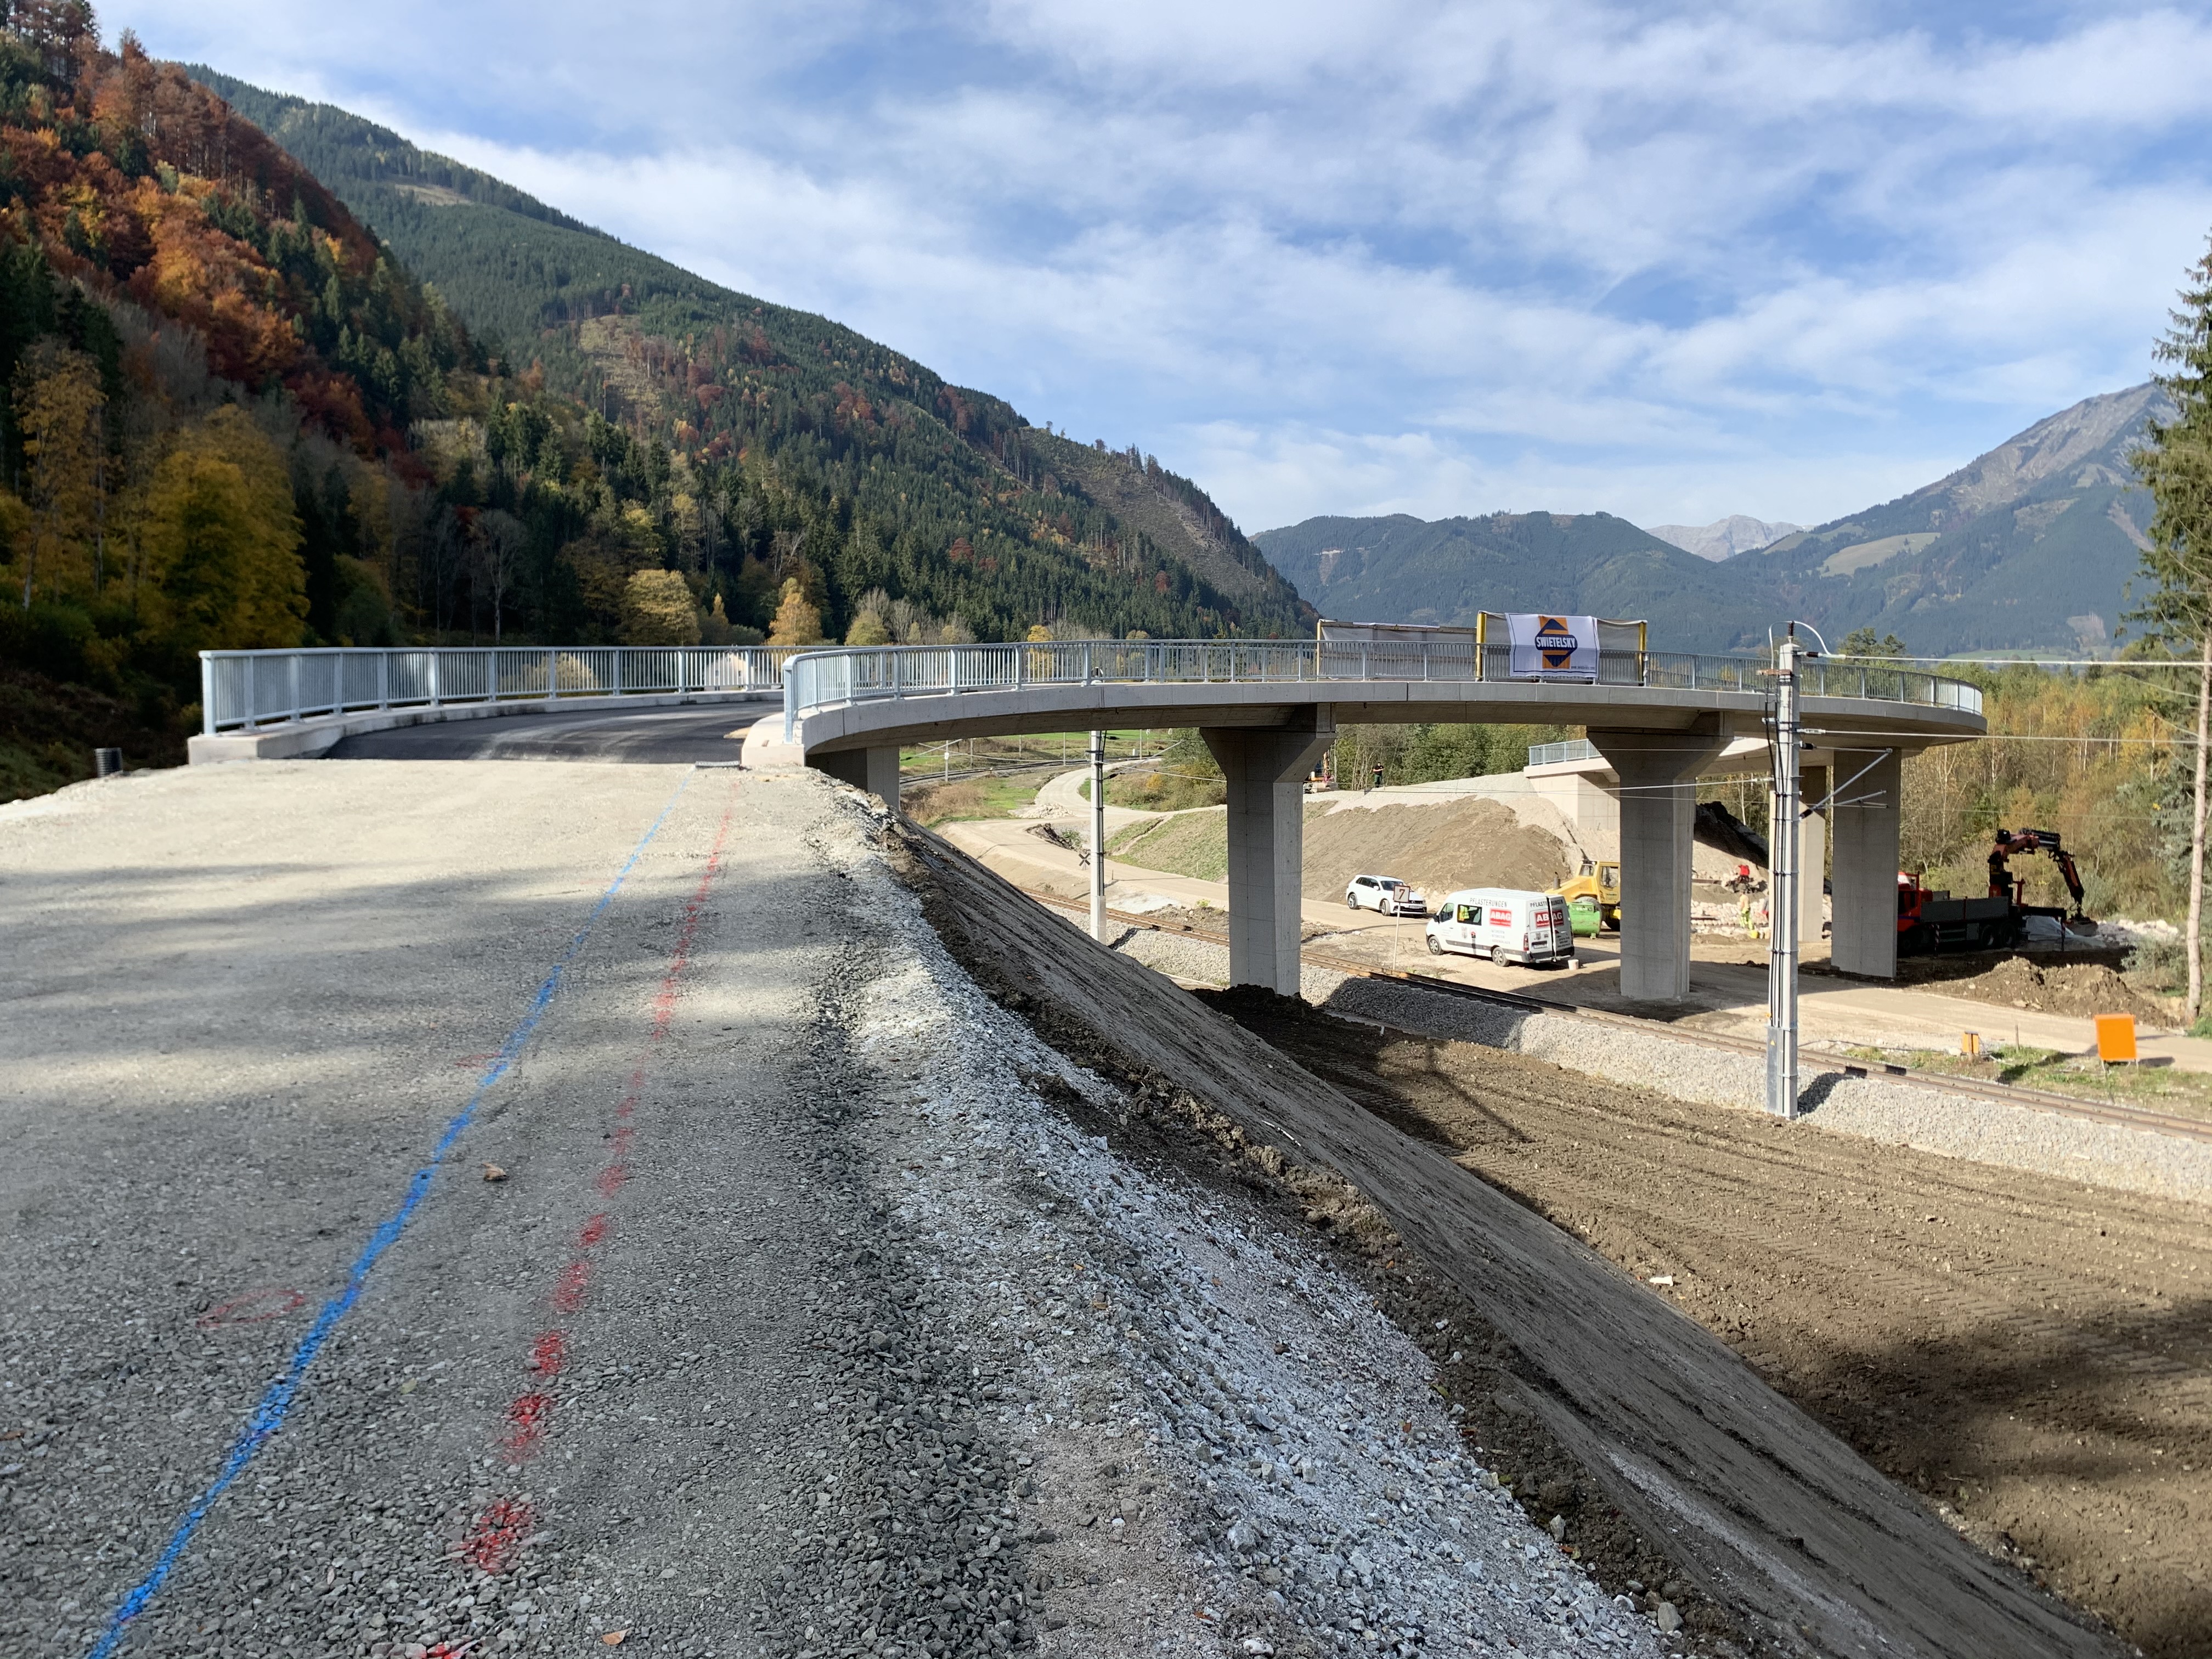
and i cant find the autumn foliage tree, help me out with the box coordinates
[138,407,306,648]
[619,567,698,646]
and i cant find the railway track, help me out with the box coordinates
[1027,888,2212,1149]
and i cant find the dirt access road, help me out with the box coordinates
[1200,992,2212,1658]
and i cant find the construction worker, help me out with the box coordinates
[1370,763,1385,792]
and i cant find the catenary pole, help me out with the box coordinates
[1090,730,1108,941]
[1767,631,1802,1118]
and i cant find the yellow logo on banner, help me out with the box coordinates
[1534,615,1578,672]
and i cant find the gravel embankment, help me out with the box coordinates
[1108,924,2212,1205]
[842,809,1674,1658]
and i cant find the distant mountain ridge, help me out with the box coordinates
[1252,512,1759,651]
[1645,515,1803,561]
[1256,385,2168,657]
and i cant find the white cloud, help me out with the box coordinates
[111,0,2212,532]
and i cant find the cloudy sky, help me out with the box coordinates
[118,0,2212,535]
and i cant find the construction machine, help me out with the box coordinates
[1556,857,1620,932]
[1896,828,2095,956]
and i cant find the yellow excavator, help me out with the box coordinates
[1555,857,1620,933]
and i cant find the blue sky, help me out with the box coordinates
[117,0,2212,534]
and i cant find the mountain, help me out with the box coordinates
[1257,386,2169,658]
[187,67,1307,642]
[1645,515,1802,561]
[1252,512,1769,653]
[1744,384,2168,655]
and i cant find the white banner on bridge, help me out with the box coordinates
[1506,613,1600,681]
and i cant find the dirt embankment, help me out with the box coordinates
[1111,796,1571,900]
[898,820,2123,1659]
[1899,956,2176,1028]
[1202,992,2209,1659]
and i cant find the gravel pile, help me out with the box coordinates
[839,807,1678,1657]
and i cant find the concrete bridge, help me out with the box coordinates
[191,639,1985,1002]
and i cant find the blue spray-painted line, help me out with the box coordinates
[90,771,698,1658]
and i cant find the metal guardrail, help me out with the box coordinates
[1527,738,1600,768]
[199,646,799,735]
[782,640,1984,739]
[199,640,1988,740]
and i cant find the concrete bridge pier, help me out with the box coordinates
[1829,748,1902,979]
[1203,711,1337,995]
[1589,724,1731,1002]
[814,745,902,810]
[1776,764,1829,947]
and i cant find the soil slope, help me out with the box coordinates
[1110,798,1571,901]
[897,823,2121,1658]
[1206,994,2210,1659]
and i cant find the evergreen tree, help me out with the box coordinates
[2127,242,2212,1019]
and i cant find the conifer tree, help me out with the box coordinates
[2129,243,2212,1018]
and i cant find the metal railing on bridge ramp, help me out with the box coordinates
[780,639,1984,740]
[199,646,802,734]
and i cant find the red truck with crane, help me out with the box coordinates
[1896,828,2095,956]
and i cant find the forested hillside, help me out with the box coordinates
[189,66,1309,646]
[0,5,483,794]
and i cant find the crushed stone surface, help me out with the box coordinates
[0,763,1675,1659]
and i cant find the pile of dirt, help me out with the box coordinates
[1109,795,1575,902]
[897,820,2121,1658]
[1927,956,2175,1027]
[1201,990,2202,1659]
[1305,795,1570,901]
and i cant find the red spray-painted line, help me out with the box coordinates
[458,795,735,1573]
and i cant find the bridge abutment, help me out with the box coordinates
[1590,725,1731,1002]
[1203,712,1336,996]
[814,745,902,811]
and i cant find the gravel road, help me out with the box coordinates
[2,763,1663,1659]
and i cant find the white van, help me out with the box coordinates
[1425,888,1574,968]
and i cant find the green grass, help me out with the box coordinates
[1842,1044,2212,1118]
[904,774,1047,827]
[901,732,1163,776]
[1107,808,1230,882]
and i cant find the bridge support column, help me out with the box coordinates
[1797,765,1828,947]
[813,745,901,812]
[1203,711,1335,996]
[1830,748,1901,979]
[1589,725,1730,1002]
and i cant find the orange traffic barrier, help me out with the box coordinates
[2095,1014,2138,1064]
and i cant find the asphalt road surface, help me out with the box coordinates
[324,703,771,764]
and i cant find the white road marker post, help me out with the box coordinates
[1090,729,1108,942]
[1766,630,1802,1119]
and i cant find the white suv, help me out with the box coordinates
[1345,874,1425,916]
